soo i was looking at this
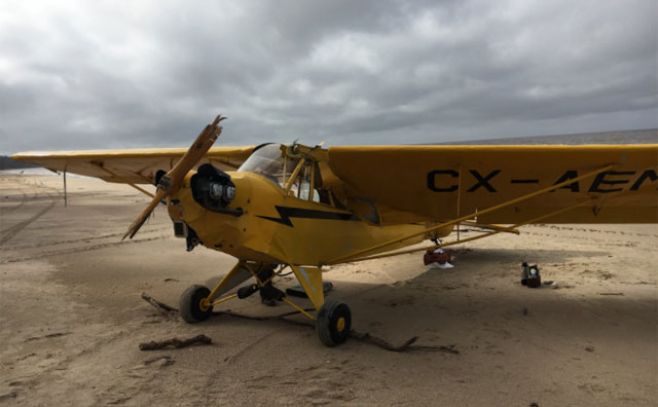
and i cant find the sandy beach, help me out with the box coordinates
[1,172,656,406]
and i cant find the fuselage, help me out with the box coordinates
[167,170,441,266]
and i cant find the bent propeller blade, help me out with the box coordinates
[165,115,226,194]
[122,114,226,240]
[122,188,168,240]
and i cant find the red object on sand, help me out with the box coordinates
[424,249,451,265]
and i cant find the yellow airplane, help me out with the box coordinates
[12,116,658,346]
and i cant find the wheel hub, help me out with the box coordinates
[336,316,346,332]
[199,297,210,311]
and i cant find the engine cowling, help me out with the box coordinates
[190,164,238,213]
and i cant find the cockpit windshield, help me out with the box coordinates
[238,144,299,187]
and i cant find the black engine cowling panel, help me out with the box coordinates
[190,164,241,215]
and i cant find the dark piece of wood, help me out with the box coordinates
[139,334,212,351]
[400,342,460,354]
[349,330,459,354]
[349,330,419,352]
[25,332,72,342]
[141,292,178,317]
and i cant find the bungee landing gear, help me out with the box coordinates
[179,262,353,347]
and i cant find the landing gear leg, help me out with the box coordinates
[289,265,352,347]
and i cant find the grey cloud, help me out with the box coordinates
[0,0,656,154]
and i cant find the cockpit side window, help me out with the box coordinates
[239,144,337,206]
[238,144,299,187]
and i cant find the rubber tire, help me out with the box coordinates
[316,300,351,347]
[179,285,212,323]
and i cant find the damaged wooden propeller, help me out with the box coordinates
[122,115,226,240]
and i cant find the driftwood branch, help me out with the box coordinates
[141,292,178,317]
[139,334,212,351]
[349,331,419,352]
[25,332,72,342]
[348,330,459,353]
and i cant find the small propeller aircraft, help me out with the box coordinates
[13,116,658,346]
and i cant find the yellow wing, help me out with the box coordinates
[12,146,254,184]
[328,145,658,224]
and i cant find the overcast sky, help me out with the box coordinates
[1,0,656,153]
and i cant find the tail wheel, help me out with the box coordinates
[179,285,212,323]
[316,300,351,347]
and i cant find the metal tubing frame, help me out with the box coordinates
[202,260,318,321]
[200,261,265,310]
[249,263,316,320]
[325,164,614,265]
[284,158,306,193]
[282,297,316,320]
[209,293,238,307]
[308,162,316,202]
[204,261,248,305]
[460,220,521,235]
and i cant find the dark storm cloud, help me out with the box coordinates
[0,0,656,153]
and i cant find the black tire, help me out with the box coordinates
[179,285,212,323]
[316,300,351,347]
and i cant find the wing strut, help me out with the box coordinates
[460,221,520,235]
[346,198,597,263]
[63,166,67,208]
[324,163,615,265]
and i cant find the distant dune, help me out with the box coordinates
[0,155,38,170]
[446,128,657,145]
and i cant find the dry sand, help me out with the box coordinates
[1,172,656,406]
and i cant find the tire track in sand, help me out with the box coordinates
[1,178,64,245]
[0,199,57,245]
[5,226,171,251]
[0,190,29,214]
[0,235,169,264]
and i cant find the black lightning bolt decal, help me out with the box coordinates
[258,205,359,227]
